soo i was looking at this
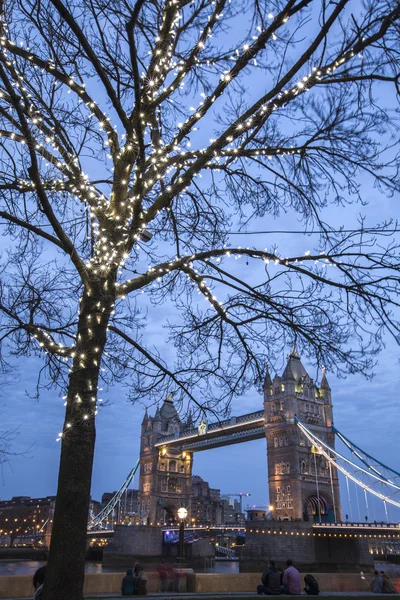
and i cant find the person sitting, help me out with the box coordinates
[304,574,319,596]
[371,570,383,594]
[380,571,398,594]
[121,568,136,596]
[135,563,148,595]
[281,559,301,595]
[257,560,282,595]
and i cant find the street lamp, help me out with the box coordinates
[177,507,187,563]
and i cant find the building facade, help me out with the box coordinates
[138,395,193,525]
[264,349,342,522]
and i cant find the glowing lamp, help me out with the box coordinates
[177,507,188,520]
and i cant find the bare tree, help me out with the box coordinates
[0,0,399,597]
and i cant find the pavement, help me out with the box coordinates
[6,594,398,600]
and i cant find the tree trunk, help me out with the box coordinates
[42,286,113,600]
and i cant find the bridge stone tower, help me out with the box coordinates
[264,349,342,522]
[138,395,193,525]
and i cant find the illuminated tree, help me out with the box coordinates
[0,0,399,597]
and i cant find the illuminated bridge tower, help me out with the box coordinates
[264,350,342,522]
[138,395,193,525]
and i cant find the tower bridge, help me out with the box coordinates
[136,348,341,526]
[88,349,400,540]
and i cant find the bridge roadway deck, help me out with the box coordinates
[154,410,265,451]
[312,522,400,537]
[88,522,400,539]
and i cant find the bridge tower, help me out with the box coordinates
[138,395,193,525]
[264,349,342,522]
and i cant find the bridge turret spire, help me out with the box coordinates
[282,347,308,384]
[141,407,149,425]
[320,367,331,391]
[263,365,273,399]
[154,405,161,421]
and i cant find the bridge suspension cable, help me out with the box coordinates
[88,458,140,531]
[333,426,400,483]
[295,418,400,513]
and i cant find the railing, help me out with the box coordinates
[215,545,238,559]
[182,426,265,450]
[313,522,400,529]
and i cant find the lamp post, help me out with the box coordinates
[177,507,187,563]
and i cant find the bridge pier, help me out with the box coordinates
[102,525,163,568]
[240,520,374,573]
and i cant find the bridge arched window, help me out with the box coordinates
[168,477,177,492]
[168,460,177,472]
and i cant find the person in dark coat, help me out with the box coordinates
[33,565,46,599]
[304,574,319,595]
[135,563,148,595]
[33,566,46,590]
[121,568,136,596]
[371,570,383,594]
[257,560,282,595]
[380,571,398,594]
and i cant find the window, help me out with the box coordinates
[144,462,152,472]
[280,400,284,410]
[159,462,166,471]
[287,485,291,493]
[275,462,290,475]
[299,435,306,447]
[161,477,167,492]
[279,437,284,447]
[179,464,185,473]
[168,477,177,492]
[274,437,278,448]
[143,482,151,493]
[169,460,177,472]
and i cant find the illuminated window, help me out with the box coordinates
[168,477,177,492]
[169,460,177,472]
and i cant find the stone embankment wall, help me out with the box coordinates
[1,570,399,599]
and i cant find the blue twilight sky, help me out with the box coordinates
[1,190,400,522]
[0,0,400,524]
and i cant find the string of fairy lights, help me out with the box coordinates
[0,0,396,442]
